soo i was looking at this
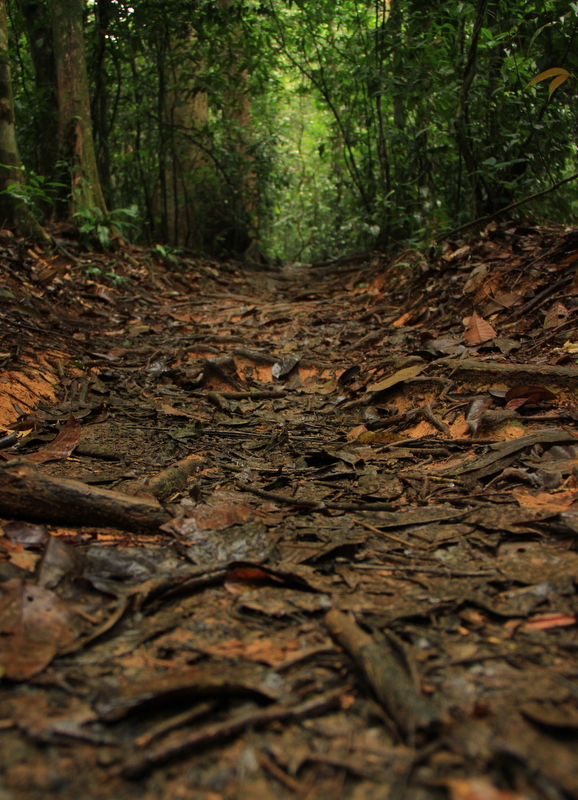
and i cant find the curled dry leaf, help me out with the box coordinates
[463,264,488,294]
[464,311,496,345]
[26,416,82,464]
[465,396,493,436]
[504,385,557,410]
[544,301,569,329]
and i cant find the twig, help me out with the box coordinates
[353,563,498,577]
[356,518,417,546]
[236,480,396,512]
[120,687,344,779]
[437,171,578,241]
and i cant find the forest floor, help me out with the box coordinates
[0,221,577,800]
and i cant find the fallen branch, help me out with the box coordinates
[324,609,443,742]
[0,460,171,533]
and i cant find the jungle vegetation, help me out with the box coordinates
[0,0,577,262]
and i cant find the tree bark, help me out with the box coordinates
[217,0,257,255]
[0,0,47,238]
[48,0,106,216]
[0,460,171,533]
[17,0,59,183]
[455,0,488,217]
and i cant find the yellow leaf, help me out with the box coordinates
[549,73,570,97]
[357,430,404,443]
[526,67,570,88]
[365,363,426,393]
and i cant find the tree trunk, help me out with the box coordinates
[17,0,59,184]
[455,0,488,218]
[48,0,106,216]
[0,0,46,239]
[91,0,113,204]
[217,0,257,255]
[162,40,211,249]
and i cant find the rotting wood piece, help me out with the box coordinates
[0,459,172,533]
[435,428,578,478]
[432,357,578,381]
[146,453,206,500]
[324,609,443,742]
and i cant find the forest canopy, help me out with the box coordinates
[1,0,577,262]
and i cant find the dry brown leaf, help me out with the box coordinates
[446,777,530,800]
[0,579,81,680]
[504,385,557,410]
[544,301,569,329]
[523,613,577,630]
[26,416,82,464]
[513,489,578,512]
[464,311,497,345]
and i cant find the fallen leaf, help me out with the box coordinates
[446,777,530,800]
[366,363,425,393]
[357,430,405,444]
[544,301,569,329]
[504,385,557,410]
[464,311,496,345]
[225,566,284,592]
[26,416,82,464]
[347,424,368,441]
[159,403,197,418]
[523,613,577,630]
[513,489,578,512]
[391,311,412,327]
[521,698,578,728]
[0,579,81,680]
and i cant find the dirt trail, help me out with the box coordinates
[0,224,577,800]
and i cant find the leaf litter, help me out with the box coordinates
[0,222,577,799]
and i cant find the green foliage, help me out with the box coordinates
[258,0,578,256]
[151,243,181,267]
[85,264,129,286]
[0,167,66,220]
[5,0,578,261]
[73,204,139,251]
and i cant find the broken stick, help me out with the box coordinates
[324,608,442,742]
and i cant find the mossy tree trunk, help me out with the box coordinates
[48,0,106,216]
